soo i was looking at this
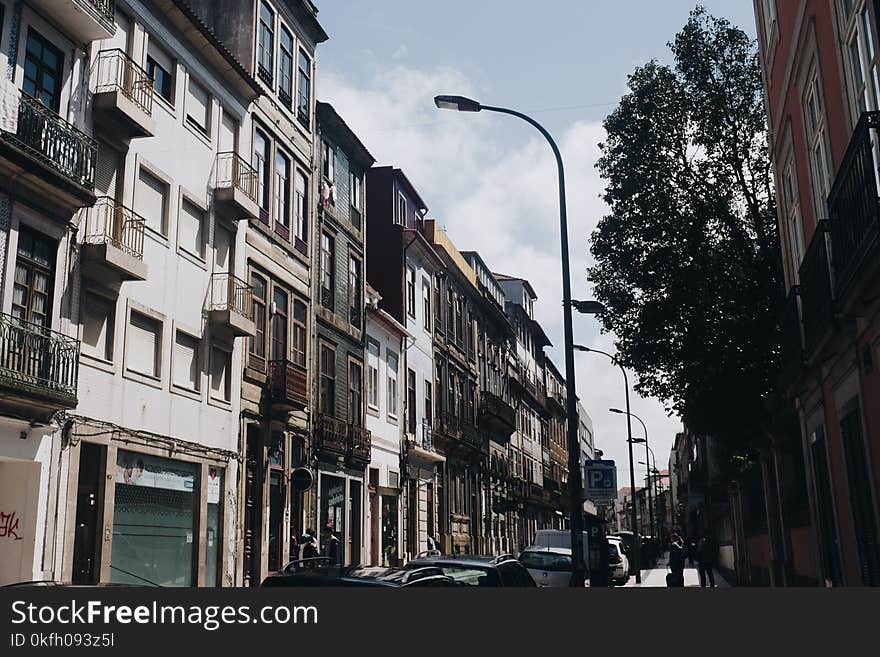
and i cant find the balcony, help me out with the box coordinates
[81,197,148,282]
[92,49,154,139]
[408,420,445,464]
[315,414,348,462]
[28,0,114,43]
[543,464,560,492]
[268,360,307,410]
[209,273,255,338]
[828,111,880,310]
[214,153,260,220]
[320,287,335,312]
[777,286,803,391]
[348,425,372,468]
[478,391,515,442]
[798,222,835,363]
[0,313,79,422]
[546,391,566,416]
[0,93,97,213]
[460,421,486,453]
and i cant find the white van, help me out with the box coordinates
[533,529,589,565]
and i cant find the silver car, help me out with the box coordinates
[518,546,574,588]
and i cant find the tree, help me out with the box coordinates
[589,7,782,447]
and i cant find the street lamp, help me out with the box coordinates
[611,409,655,549]
[436,94,587,586]
[572,345,641,583]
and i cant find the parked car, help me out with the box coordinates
[262,558,458,587]
[532,529,590,565]
[405,554,536,586]
[518,546,574,588]
[606,535,630,585]
[610,531,641,575]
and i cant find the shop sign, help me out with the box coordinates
[116,451,197,493]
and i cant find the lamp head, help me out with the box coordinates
[573,345,591,353]
[609,408,624,415]
[434,95,482,112]
[571,300,606,315]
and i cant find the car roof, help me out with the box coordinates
[521,545,572,555]
[408,554,518,568]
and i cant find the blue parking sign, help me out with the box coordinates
[584,460,617,503]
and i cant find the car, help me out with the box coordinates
[261,557,458,587]
[518,546,574,588]
[610,531,642,575]
[532,529,589,565]
[404,553,537,587]
[606,536,630,585]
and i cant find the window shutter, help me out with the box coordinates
[95,142,120,197]
[219,112,236,153]
[174,331,199,390]
[128,312,160,377]
[179,199,204,258]
[211,346,229,400]
[82,294,114,361]
[148,41,174,78]
[136,169,167,234]
[214,226,232,274]
[187,78,210,131]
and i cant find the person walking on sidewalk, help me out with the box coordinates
[697,534,717,588]
[667,532,686,587]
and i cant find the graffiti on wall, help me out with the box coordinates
[0,511,22,541]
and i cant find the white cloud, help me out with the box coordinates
[320,63,683,487]
[391,44,409,59]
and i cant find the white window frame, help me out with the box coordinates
[387,349,399,420]
[782,154,806,284]
[802,68,834,222]
[367,339,380,412]
[172,328,202,394]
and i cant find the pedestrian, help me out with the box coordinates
[687,536,697,567]
[697,534,717,588]
[667,532,686,587]
[323,524,341,566]
[300,528,318,561]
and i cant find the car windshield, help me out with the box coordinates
[519,551,572,571]
[434,566,493,586]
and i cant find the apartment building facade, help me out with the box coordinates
[756,0,880,586]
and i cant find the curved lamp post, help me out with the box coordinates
[435,95,587,586]
[572,345,641,583]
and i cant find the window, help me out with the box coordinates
[274,150,291,239]
[253,128,271,219]
[173,330,201,392]
[407,369,417,435]
[322,141,335,182]
[146,40,175,104]
[186,77,211,135]
[803,72,833,220]
[296,49,311,128]
[257,1,274,85]
[210,346,231,402]
[350,172,362,211]
[782,157,805,282]
[422,278,432,330]
[434,276,443,334]
[292,299,307,367]
[179,199,205,259]
[12,227,56,327]
[127,311,162,378]
[349,361,363,426]
[81,293,115,361]
[279,25,294,108]
[136,168,168,235]
[321,233,335,310]
[840,1,880,123]
[759,0,777,47]
[396,193,407,226]
[446,288,454,337]
[349,256,362,327]
[271,287,288,361]
[294,169,308,249]
[367,340,380,411]
[320,344,336,416]
[406,266,416,317]
[387,351,399,419]
[250,274,267,368]
[424,380,432,429]
[23,30,63,111]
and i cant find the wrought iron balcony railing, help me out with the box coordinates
[478,390,515,440]
[798,221,835,360]
[3,93,97,190]
[315,414,348,459]
[418,419,434,451]
[320,286,335,312]
[348,425,372,466]
[827,110,880,304]
[85,0,115,23]
[83,196,146,259]
[210,273,254,320]
[215,152,258,203]
[93,49,153,115]
[0,313,79,403]
[268,359,307,408]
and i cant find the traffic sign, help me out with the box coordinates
[584,459,617,503]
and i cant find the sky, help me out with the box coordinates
[313,1,758,485]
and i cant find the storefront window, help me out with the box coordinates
[111,451,198,587]
[320,474,346,565]
[205,468,223,587]
[381,495,399,566]
[268,471,284,572]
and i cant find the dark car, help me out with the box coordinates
[404,553,537,587]
[261,557,458,587]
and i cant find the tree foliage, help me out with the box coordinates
[589,7,782,445]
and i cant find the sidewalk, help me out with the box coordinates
[623,558,730,588]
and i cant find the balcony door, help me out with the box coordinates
[12,226,56,328]
[23,30,64,112]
